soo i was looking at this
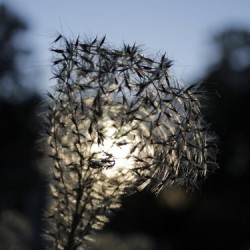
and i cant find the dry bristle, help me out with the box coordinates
[44,35,217,249]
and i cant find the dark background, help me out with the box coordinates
[0,5,46,250]
[1,3,250,250]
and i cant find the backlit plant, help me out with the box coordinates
[44,35,217,249]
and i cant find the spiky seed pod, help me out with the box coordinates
[44,35,217,249]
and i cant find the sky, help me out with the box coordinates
[2,0,250,93]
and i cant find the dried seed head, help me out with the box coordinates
[45,35,217,249]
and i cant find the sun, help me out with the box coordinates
[90,125,137,178]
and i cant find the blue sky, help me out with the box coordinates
[2,0,250,93]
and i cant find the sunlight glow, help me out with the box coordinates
[91,125,137,178]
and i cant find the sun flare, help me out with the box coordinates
[90,126,136,178]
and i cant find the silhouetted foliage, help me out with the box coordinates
[0,4,45,250]
[196,29,250,249]
[0,4,30,101]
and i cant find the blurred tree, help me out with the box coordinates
[202,28,250,179]
[0,4,46,250]
[193,29,250,249]
[0,4,29,101]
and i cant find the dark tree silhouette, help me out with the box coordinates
[0,4,46,250]
[195,28,250,249]
[0,4,28,101]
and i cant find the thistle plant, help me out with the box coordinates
[44,35,217,249]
